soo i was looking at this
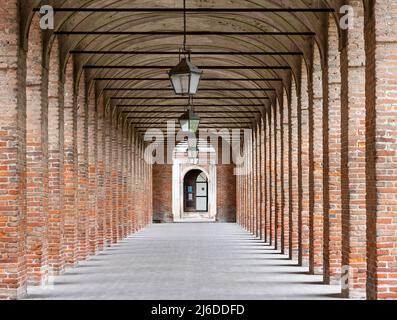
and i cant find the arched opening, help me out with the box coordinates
[183,169,208,213]
[171,139,217,222]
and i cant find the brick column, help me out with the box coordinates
[122,123,129,238]
[26,15,49,286]
[77,75,89,261]
[135,136,141,230]
[252,127,257,235]
[259,115,266,241]
[301,61,311,268]
[311,47,325,273]
[47,39,65,275]
[248,130,252,233]
[257,122,263,240]
[273,102,280,248]
[96,96,105,250]
[324,17,343,285]
[133,133,139,230]
[111,111,119,243]
[365,0,397,300]
[266,108,273,244]
[139,139,145,228]
[127,128,133,234]
[244,133,248,230]
[104,106,113,246]
[290,82,299,260]
[340,1,367,297]
[87,89,97,256]
[0,0,27,299]
[117,119,123,239]
[278,99,285,253]
[131,129,137,232]
[282,93,290,254]
[63,59,78,267]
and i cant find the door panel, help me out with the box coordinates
[183,169,208,213]
[196,197,207,211]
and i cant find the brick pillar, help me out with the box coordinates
[96,96,105,250]
[133,133,139,230]
[77,75,89,261]
[340,1,367,297]
[301,61,311,268]
[141,140,146,227]
[282,93,290,254]
[26,14,49,286]
[149,162,153,225]
[135,137,143,230]
[252,126,256,235]
[365,0,397,300]
[266,108,273,244]
[243,133,248,230]
[290,82,299,260]
[273,102,280,248]
[63,58,78,267]
[87,89,97,256]
[111,111,119,242]
[324,16,342,285]
[252,127,257,235]
[277,100,285,253]
[117,120,124,239]
[257,122,263,240]
[104,106,113,246]
[131,129,137,232]
[127,128,133,234]
[0,0,27,299]
[47,39,65,275]
[256,124,261,237]
[310,46,324,273]
[260,117,266,241]
[122,123,129,238]
[247,130,252,233]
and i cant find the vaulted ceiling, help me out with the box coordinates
[22,0,344,131]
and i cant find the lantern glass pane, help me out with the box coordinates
[171,74,190,95]
[189,73,201,94]
[189,119,200,133]
[179,119,190,132]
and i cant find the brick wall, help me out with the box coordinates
[152,163,237,223]
[152,164,173,223]
[216,165,236,222]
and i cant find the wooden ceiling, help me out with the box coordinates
[24,0,343,132]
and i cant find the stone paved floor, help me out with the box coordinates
[27,223,343,300]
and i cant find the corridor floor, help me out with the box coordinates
[27,223,343,300]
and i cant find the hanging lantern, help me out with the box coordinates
[179,109,201,133]
[169,57,202,95]
[168,0,202,96]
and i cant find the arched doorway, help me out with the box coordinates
[183,170,208,213]
[172,140,217,222]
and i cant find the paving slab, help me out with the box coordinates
[26,223,344,300]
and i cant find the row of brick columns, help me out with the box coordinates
[0,3,152,299]
[237,1,397,300]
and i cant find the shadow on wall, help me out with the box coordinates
[153,212,174,224]
[216,207,237,223]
